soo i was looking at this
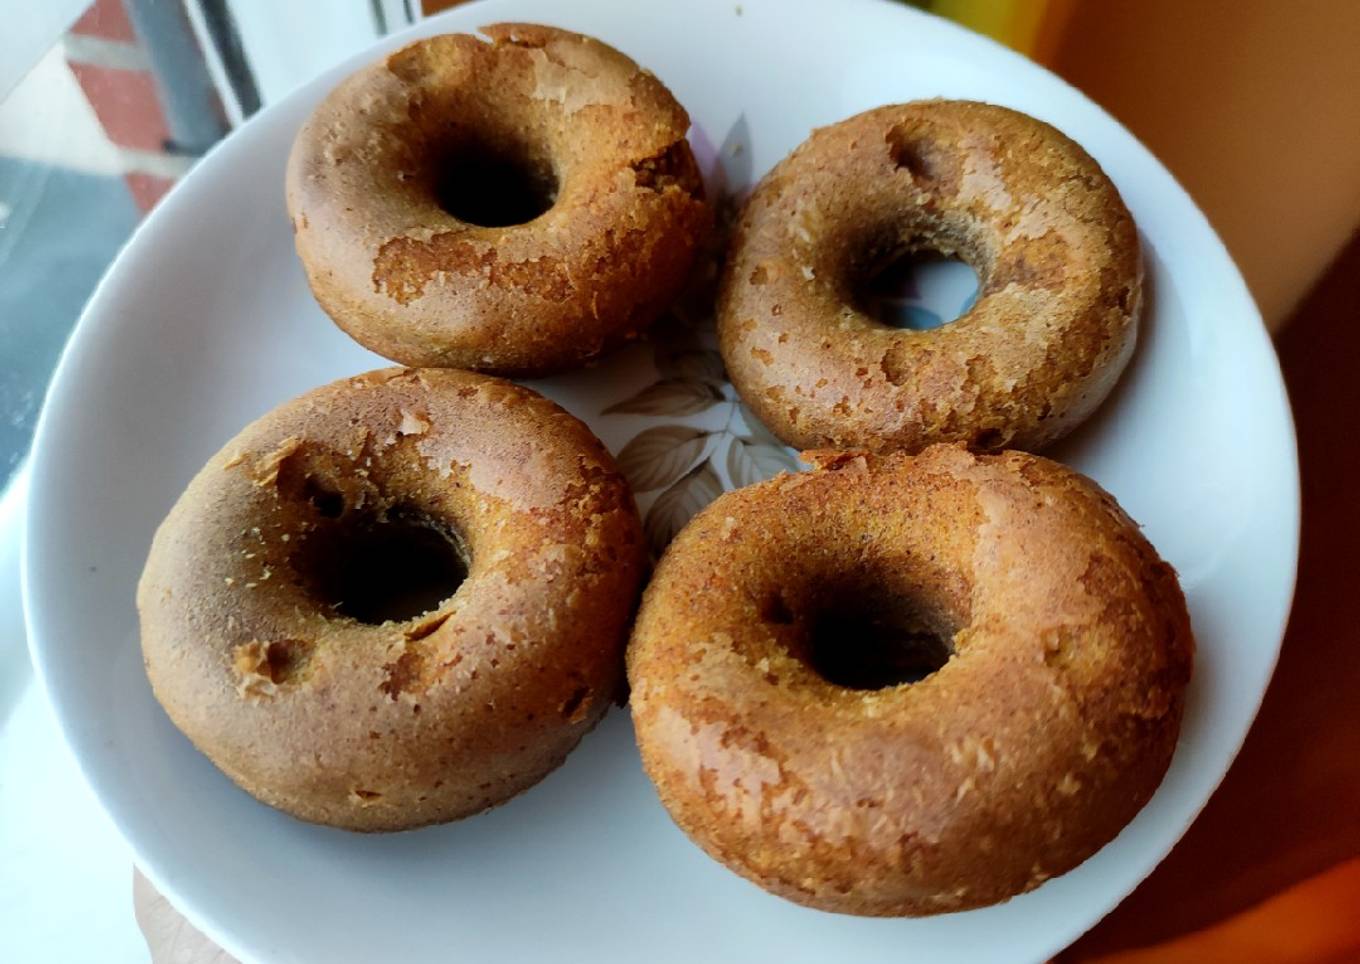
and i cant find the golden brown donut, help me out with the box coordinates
[628,445,1192,915]
[287,23,710,377]
[719,100,1141,453]
[138,368,646,831]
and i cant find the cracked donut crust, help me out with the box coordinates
[287,24,711,376]
[627,445,1192,915]
[718,100,1141,454]
[138,368,647,831]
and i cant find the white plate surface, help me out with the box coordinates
[23,0,1298,961]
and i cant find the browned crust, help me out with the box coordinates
[718,100,1142,453]
[627,445,1192,915]
[137,368,647,830]
[286,24,712,376]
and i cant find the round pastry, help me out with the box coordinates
[287,23,711,377]
[718,100,1141,454]
[628,444,1192,915]
[138,368,646,831]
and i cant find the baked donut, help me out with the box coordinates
[287,23,711,376]
[628,445,1192,915]
[719,100,1141,454]
[138,368,646,831]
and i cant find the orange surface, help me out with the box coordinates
[1049,0,1360,328]
[1092,858,1360,964]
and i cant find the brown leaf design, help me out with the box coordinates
[603,379,723,416]
[726,437,800,489]
[616,425,709,492]
[645,460,724,556]
[657,348,726,383]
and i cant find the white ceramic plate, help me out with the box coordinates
[23,0,1298,961]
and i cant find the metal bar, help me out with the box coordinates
[123,0,230,152]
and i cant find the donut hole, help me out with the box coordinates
[809,608,955,690]
[857,248,981,330]
[295,507,469,625]
[432,139,558,228]
[797,588,958,690]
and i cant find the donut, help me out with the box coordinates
[627,444,1192,915]
[287,23,711,377]
[137,368,646,831]
[718,100,1141,454]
